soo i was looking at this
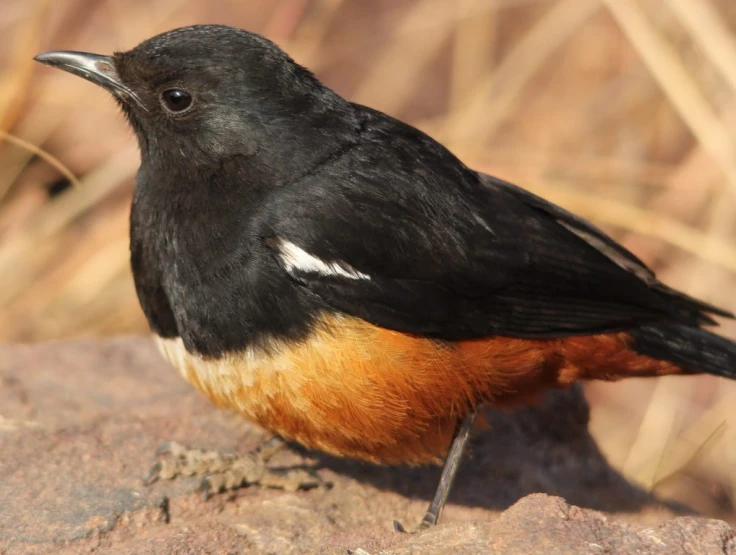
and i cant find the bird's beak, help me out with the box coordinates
[34,51,147,111]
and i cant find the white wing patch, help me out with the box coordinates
[278,239,371,280]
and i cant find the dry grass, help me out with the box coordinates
[2,0,736,523]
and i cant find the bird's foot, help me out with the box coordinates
[143,438,324,497]
[392,516,435,534]
[394,510,437,534]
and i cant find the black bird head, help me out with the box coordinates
[34,25,357,172]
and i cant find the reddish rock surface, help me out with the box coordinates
[1,338,734,554]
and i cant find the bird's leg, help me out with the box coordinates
[144,436,323,497]
[394,411,478,533]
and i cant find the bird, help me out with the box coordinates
[35,24,736,531]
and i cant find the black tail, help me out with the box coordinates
[629,323,736,380]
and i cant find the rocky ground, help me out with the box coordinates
[1,338,734,554]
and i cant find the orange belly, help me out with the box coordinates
[155,315,680,465]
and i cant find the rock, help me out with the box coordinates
[0,338,733,554]
[373,495,735,554]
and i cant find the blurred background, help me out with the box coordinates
[2,0,736,525]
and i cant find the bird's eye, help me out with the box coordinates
[160,89,193,113]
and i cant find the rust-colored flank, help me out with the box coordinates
[157,315,681,466]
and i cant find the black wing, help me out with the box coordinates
[261,110,731,340]
[478,173,731,322]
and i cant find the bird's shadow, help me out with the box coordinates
[293,385,691,516]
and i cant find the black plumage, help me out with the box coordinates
[109,27,731,358]
[36,25,735,366]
